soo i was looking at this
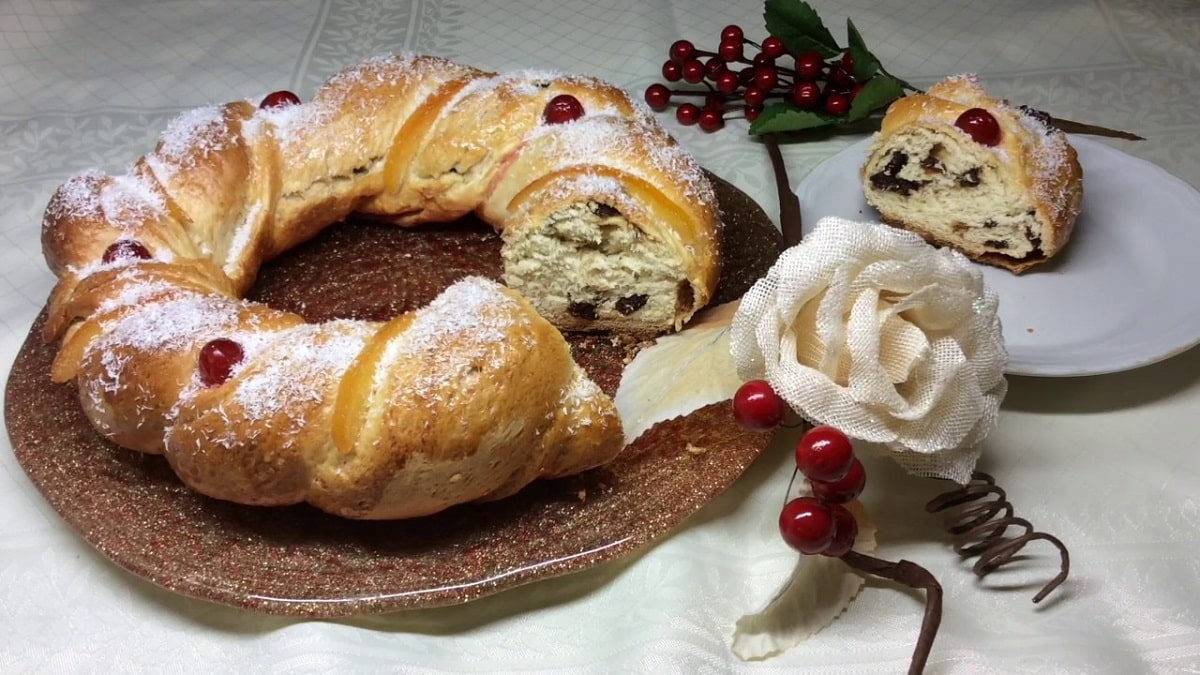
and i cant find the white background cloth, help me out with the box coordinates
[2,1,1198,673]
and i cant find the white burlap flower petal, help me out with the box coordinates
[730,217,1007,482]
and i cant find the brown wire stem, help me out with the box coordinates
[762,133,803,247]
[841,551,943,675]
[926,471,1070,603]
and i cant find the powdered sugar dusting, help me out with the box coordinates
[232,320,373,421]
[223,201,264,275]
[377,277,533,398]
[152,105,231,178]
[526,115,713,205]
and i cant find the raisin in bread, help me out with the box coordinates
[862,75,1083,273]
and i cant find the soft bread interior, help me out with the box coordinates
[501,200,688,331]
[864,126,1043,262]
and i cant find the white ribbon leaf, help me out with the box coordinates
[732,501,878,661]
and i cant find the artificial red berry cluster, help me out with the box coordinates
[733,379,865,557]
[643,24,865,132]
[781,425,864,556]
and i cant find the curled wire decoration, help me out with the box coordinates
[926,471,1070,603]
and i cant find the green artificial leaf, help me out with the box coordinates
[845,18,880,81]
[846,73,906,120]
[764,0,841,58]
[749,102,840,135]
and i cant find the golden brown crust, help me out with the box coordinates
[865,75,1083,273]
[36,53,711,519]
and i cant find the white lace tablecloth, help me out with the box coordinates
[3,1,1198,673]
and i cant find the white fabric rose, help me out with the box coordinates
[730,216,1007,483]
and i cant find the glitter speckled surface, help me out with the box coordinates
[6,173,783,617]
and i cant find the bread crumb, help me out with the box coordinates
[576,489,587,502]
[449,473,463,483]
[686,443,707,456]
[1026,327,1035,333]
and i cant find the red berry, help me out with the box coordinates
[681,59,706,84]
[743,86,767,107]
[753,66,779,91]
[720,25,744,44]
[732,379,787,431]
[840,51,856,77]
[644,84,671,111]
[101,239,152,264]
[796,425,855,482]
[828,66,854,88]
[744,105,763,122]
[661,60,683,82]
[715,70,741,95]
[821,503,859,557]
[259,90,300,110]
[955,107,1002,146]
[810,457,866,504]
[824,91,851,116]
[780,497,836,554]
[704,93,727,112]
[761,36,787,59]
[704,57,728,80]
[698,109,724,132]
[676,103,701,125]
[738,67,756,85]
[794,51,825,81]
[669,39,695,64]
[718,39,743,62]
[790,81,822,109]
[543,94,584,124]
[752,53,775,68]
[198,338,244,387]
[849,82,866,101]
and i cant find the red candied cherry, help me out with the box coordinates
[780,496,836,554]
[743,85,767,108]
[681,58,706,84]
[718,39,743,62]
[675,102,701,126]
[732,379,787,431]
[744,105,763,122]
[669,39,695,64]
[543,94,584,124]
[794,51,825,81]
[259,90,301,110]
[955,107,1002,146]
[644,84,671,111]
[810,457,867,504]
[796,425,855,482]
[101,239,152,264]
[821,503,859,557]
[824,91,851,116]
[720,24,744,44]
[661,60,683,82]
[753,66,779,91]
[698,109,724,133]
[198,338,244,387]
[790,81,822,109]
[761,36,787,59]
[715,70,741,95]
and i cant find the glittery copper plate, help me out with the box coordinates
[6,173,783,617]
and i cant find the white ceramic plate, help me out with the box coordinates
[796,135,1200,377]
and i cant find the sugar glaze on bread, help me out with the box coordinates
[862,75,1083,273]
[39,53,722,519]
